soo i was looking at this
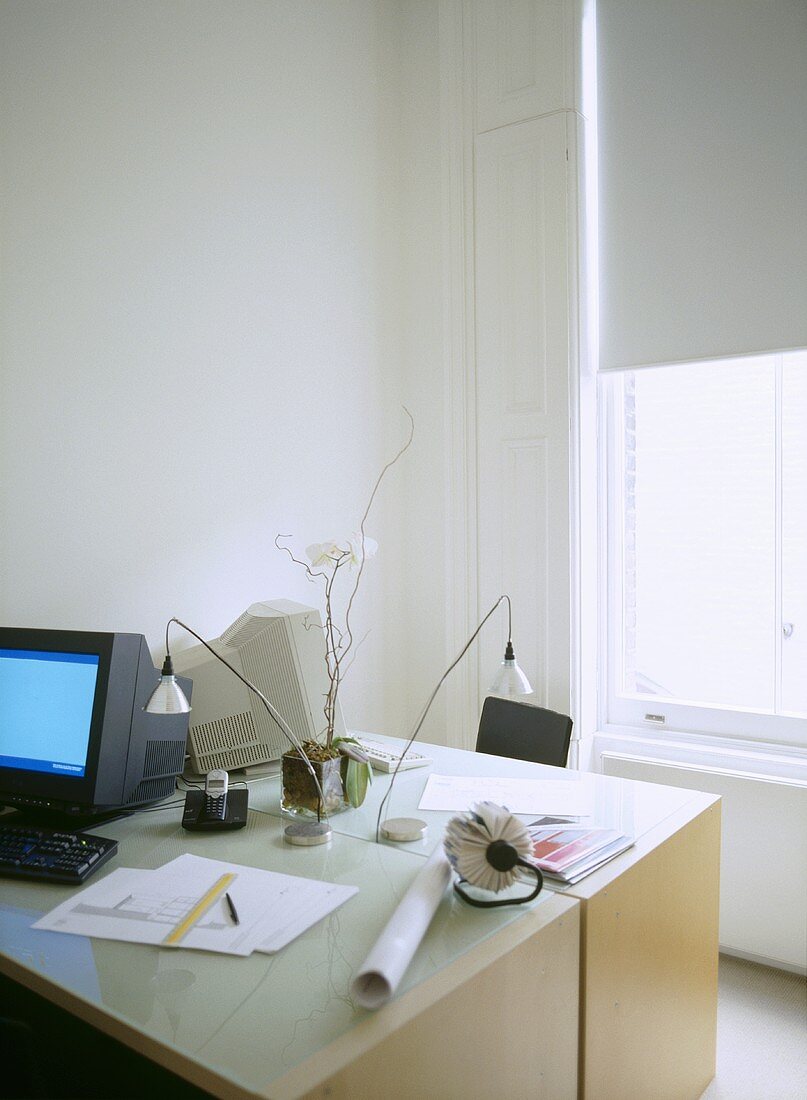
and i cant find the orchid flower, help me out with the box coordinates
[306,534,378,570]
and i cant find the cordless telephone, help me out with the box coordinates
[182,769,248,831]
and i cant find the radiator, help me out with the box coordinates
[601,752,807,973]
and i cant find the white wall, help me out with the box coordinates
[0,0,446,738]
[388,0,447,742]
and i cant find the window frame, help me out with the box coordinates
[600,363,807,750]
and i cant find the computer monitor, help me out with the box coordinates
[172,599,345,774]
[0,627,192,824]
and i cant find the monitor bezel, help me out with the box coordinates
[0,627,117,809]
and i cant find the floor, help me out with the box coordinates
[700,954,807,1100]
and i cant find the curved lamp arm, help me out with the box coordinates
[145,618,328,821]
[375,595,531,842]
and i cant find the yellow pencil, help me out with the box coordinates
[163,872,237,946]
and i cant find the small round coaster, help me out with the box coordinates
[284,821,332,846]
[380,817,428,843]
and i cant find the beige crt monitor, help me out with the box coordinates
[172,600,346,774]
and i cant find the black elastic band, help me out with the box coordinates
[453,858,544,908]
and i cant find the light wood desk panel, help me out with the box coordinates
[569,795,720,1100]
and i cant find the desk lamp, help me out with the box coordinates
[488,594,533,696]
[377,594,532,842]
[145,618,331,845]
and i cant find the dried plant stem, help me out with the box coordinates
[343,409,415,653]
[275,408,415,750]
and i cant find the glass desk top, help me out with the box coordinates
[0,736,711,1095]
[0,784,567,1095]
[246,734,707,865]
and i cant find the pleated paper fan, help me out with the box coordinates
[444,801,533,893]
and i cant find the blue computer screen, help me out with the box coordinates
[0,648,99,777]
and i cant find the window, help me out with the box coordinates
[604,351,807,747]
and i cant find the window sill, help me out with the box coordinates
[590,725,807,784]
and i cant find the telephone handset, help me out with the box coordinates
[203,769,229,821]
[182,770,248,832]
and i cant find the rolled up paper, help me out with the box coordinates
[351,845,452,1009]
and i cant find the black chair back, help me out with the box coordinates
[476,696,573,767]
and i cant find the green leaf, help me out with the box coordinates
[344,758,371,807]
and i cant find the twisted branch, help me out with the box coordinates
[275,409,414,748]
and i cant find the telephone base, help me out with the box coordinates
[181,789,249,831]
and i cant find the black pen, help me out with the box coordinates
[225,891,240,925]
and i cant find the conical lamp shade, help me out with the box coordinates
[489,658,533,697]
[144,673,191,714]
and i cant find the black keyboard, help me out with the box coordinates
[0,822,118,884]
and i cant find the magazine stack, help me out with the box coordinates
[526,820,634,885]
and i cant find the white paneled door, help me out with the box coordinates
[474,114,572,715]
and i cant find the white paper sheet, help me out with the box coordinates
[33,853,357,956]
[351,845,452,1010]
[255,878,360,954]
[418,774,592,817]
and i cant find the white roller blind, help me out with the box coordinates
[598,0,807,371]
